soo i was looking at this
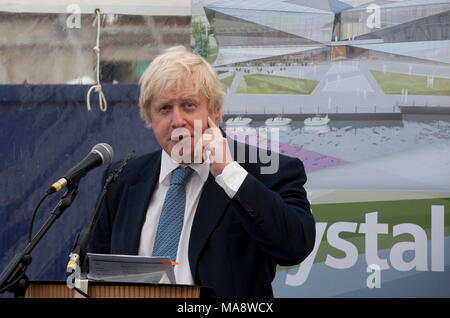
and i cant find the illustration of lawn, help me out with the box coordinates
[219,73,235,93]
[371,70,450,96]
[236,74,319,95]
[277,197,450,271]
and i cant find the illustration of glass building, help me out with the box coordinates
[203,0,450,115]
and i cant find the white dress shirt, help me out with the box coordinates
[138,150,248,285]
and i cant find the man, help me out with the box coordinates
[90,46,315,297]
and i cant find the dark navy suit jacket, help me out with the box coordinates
[90,141,315,297]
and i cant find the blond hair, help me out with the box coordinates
[139,46,224,127]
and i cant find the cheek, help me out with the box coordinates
[191,114,209,130]
[151,122,170,141]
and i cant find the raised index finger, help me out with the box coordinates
[207,117,222,138]
[207,116,217,129]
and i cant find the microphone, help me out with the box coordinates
[48,143,114,194]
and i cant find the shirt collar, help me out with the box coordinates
[159,150,210,185]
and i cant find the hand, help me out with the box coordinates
[199,117,233,177]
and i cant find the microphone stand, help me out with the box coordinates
[67,150,135,279]
[0,185,79,297]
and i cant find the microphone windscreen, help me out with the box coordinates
[92,143,114,165]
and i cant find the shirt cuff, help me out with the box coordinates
[215,161,248,199]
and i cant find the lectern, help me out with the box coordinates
[25,281,214,298]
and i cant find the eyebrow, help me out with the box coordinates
[157,95,201,105]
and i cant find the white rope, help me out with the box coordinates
[87,8,107,112]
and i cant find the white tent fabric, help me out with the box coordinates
[0,0,190,16]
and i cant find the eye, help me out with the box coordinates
[160,104,171,112]
[185,102,195,109]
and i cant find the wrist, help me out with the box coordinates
[215,161,248,198]
[211,159,233,177]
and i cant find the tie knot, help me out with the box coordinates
[170,166,194,186]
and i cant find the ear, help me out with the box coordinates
[211,107,222,124]
[145,106,153,128]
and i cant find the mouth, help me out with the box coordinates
[171,133,191,142]
[169,132,195,161]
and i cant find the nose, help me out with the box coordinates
[171,106,186,128]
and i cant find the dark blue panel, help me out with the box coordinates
[0,84,160,297]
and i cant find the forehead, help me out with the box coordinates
[155,80,205,103]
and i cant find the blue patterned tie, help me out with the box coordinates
[152,166,194,262]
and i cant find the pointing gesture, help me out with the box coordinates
[201,117,233,177]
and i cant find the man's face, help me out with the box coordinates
[148,80,220,162]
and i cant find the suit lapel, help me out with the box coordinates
[120,151,161,255]
[188,131,238,280]
[188,172,230,282]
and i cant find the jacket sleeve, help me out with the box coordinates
[231,156,316,266]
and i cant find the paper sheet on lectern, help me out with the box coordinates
[87,253,176,284]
